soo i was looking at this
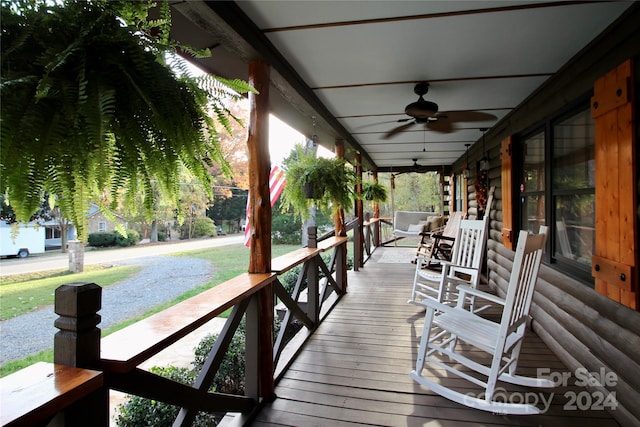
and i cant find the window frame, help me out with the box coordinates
[514,94,595,286]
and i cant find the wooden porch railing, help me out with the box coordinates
[0,229,350,427]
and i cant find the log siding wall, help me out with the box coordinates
[456,6,640,425]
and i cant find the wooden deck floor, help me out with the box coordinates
[252,247,620,427]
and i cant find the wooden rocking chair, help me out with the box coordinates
[410,226,552,415]
[414,211,465,267]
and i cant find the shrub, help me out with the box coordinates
[115,229,140,247]
[116,325,247,427]
[193,324,245,395]
[115,366,222,427]
[180,217,217,239]
[87,232,116,247]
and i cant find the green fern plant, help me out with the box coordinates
[280,147,356,221]
[362,181,388,202]
[0,0,256,240]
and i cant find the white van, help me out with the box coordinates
[0,222,46,258]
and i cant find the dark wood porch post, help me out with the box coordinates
[334,139,348,293]
[372,171,381,246]
[355,152,364,268]
[334,139,346,237]
[54,283,107,426]
[246,59,276,401]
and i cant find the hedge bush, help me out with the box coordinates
[180,217,217,239]
[115,229,140,247]
[115,366,221,427]
[88,230,140,247]
[87,232,116,247]
[116,324,247,427]
[193,323,246,395]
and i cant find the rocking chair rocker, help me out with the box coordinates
[410,226,553,415]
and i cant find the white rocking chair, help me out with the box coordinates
[408,217,486,308]
[410,226,553,415]
[408,190,494,309]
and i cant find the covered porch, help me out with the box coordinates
[253,246,618,426]
[2,2,639,426]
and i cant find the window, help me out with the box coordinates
[552,109,595,269]
[98,221,107,232]
[454,173,465,212]
[520,131,545,234]
[45,227,61,239]
[516,103,595,284]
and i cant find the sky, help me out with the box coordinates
[269,115,334,165]
[178,55,333,166]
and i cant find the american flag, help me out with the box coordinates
[243,165,286,247]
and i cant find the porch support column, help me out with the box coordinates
[246,60,275,401]
[372,171,381,247]
[334,139,347,237]
[248,60,272,273]
[334,139,348,293]
[355,152,364,267]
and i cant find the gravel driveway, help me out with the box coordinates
[0,255,213,365]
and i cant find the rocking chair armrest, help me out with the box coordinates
[415,255,451,267]
[442,274,474,288]
[456,285,506,306]
[411,297,456,315]
[442,264,477,276]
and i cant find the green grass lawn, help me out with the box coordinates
[0,243,300,377]
[0,265,142,320]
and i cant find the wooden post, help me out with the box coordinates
[308,226,317,249]
[372,171,381,247]
[54,283,107,426]
[355,153,364,268]
[333,139,347,237]
[334,139,348,293]
[246,60,276,401]
[247,60,272,274]
[54,283,101,369]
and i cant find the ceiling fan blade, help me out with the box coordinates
[438,110,498,123]
[384,121,416,139]
[352,120,401,130]
[426,119,453,133]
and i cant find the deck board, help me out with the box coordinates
[253,247,620,427]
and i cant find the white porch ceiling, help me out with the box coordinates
[170,1,631,172]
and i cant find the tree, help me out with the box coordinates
[177,170,211,239]
[388,172,441,213]
[208,188,248,234]
[0,0,255,241]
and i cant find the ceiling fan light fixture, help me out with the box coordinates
[405,98,439,118]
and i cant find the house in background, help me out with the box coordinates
[42,204,128,249]
[86,203,128,234]
[42,222,76,250]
